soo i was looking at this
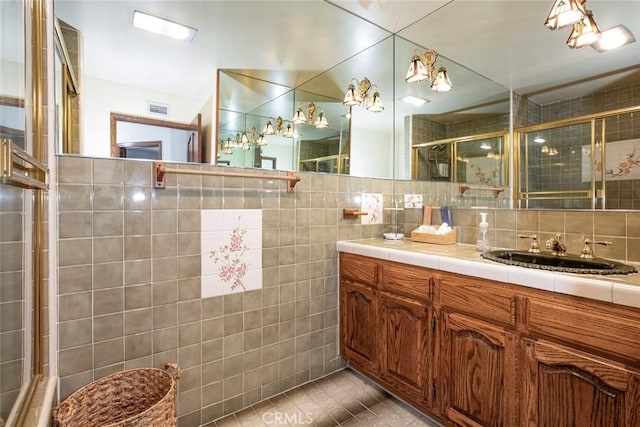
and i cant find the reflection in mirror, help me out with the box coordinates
[1,0,25,150]
[0,0,28,421]
[54,19,80,154]
[412,132,507,186]
[516,107,640,210]
[217,72,296,169]
[217,71,354,174]
[297,36,394,179]
[111,112,202,162]
[294,89,350,174]
[393,36,511,182]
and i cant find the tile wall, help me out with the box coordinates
[55,155,394,425]
[55,154,640,426]
[517,82,640,209]
[0,185,25,421]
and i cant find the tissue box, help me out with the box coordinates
[410,226,457,245]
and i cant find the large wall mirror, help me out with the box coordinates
[54,0,639,210]
[216,34,511,182]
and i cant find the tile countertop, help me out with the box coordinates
[336,238,640,310]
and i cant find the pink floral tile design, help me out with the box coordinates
[466,157,499,185]
[583,138,640,181]
[361,193,383,224]
[201,209,262,298]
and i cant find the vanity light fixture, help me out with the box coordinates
[256,134,267,146]
[544,0,586,30]
[222,138,234,154]
[591,25,636,52]
[405,50,453,92]
[263,120,275,135]
[366,88,384,112]
[315,111,329,129]
[240,131,250,144]
[342,77,383,112]
[343,79,364,106]
[566,9,601,49]
[283,123,294,138]
[292,106,307,124]
[132,10,197,42]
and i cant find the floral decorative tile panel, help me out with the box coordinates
[201,209,262,298]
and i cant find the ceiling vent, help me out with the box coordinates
[147,101,169,116]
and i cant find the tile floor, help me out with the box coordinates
[207,368,442,426]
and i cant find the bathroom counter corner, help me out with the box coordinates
[337,238,640,310]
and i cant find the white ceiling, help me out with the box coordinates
[55,0,640,111]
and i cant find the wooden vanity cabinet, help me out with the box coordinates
[339,252,640,427]
[521,338,640,426]
[339,253,378,376]
[440,311,517,427]
[379,291,433,406]
[339,253,436,412]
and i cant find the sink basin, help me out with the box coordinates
[482,250,638,275]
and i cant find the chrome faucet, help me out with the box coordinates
[545,233,567,256]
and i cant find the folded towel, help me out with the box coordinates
[422,205,432,225]
[440,206,451,226]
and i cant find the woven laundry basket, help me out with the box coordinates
[53,363,181,427]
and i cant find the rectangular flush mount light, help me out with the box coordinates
[133,10,197,42]
[402,96,430,106]
[591,25,636,52]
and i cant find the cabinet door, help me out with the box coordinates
[379,292,432,405]
[340,279,378,374]
[521,338,640,427]
[440,311,517,427]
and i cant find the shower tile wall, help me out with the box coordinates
[0,185,25,421]
[536,83,640,209]
[55,155,393,426]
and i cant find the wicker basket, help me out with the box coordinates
[53,363,181,427]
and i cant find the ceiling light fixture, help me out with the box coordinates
[480,142,492,150]
[533,137,546,143]
[405,50,453,92]
[566,9,601,48]
[343,78,384,112]
[591,25,636,52]
[401,95,428,106]
[544,0,586,30]
[132,10,197,42]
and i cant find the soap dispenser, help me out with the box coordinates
[476,212,491,253]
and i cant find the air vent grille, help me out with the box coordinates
[147,102,169,116]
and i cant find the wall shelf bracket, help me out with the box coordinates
[343,208,368,220]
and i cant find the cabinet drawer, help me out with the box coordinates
[380,260,433,301]
[340,253,377,286]
[437,272,516,326]
[527,295,640,363]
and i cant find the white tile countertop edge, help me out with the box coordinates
[337,239,640,310]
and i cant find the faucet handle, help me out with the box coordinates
[518,234,540,253]
[581,239,613,259]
